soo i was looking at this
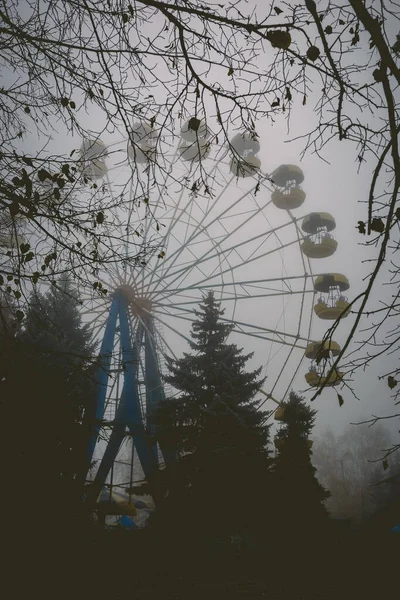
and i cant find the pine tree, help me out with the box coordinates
[0,279,96,536]
[154,291,271,543]
[273,391,330,539]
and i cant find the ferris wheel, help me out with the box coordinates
[11,119,348,512]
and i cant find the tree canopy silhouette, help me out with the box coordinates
[273,391,330,537]
[0,278,96,537]
[154,291,272,543]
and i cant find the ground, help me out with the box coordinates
[8,527,397,599]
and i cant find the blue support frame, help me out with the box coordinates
[119,295,156,479]
[87,295,119,464]
[144,317,175,466]
[144,317,164,462]
[86,293,161,506]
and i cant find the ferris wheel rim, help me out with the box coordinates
[78,138,317,413]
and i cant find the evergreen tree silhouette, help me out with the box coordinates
[154,291,272,543]
[0,279,96,538]
[273,391,330,539]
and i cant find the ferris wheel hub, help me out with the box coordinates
[115,284,152,317]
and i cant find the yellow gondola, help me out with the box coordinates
[271,187,306,210]
[305,368,344,387]
[314,299,350,320]
[274,406,285,421]
[301,212,336,234]
[314,273,349,293]
[304,340,341,360]
[313,273,350,320]
[301,212,338,257]
[270,164,305,210]
[301,236,338,258]
[270,164,304,187]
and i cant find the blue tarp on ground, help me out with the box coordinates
[391,523,400,532]
[118,515,137,529]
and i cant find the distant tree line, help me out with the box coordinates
[313,424,400,523]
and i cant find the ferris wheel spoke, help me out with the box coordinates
[153,306,190,321]
[144,179,234,291]
[150,312,193,346]
[181,241,310,292]
[150,272,312,305]
[152,318,179,360]
[143,176,255,287]
[296,268,309,337]
[79,294,110,311]
[142,172,190,293]
[155,227,212,286]
[144,193,302,298]
[153,284,313,307]
[142,146,184,241]
[142,154,229,289]
[266,346,300,404]
[151,288,208,306]
[258,350,299,413]
[281,353,307,401]
[153,217,302,294]
[231,329,307,350]
[80,307,110,320]
[102,178,132,284]
[99,261,125,291]
[153,275,311,294]
[89,317,114,348]
[151,200,259,289]
[222,313,312,345]
[153,289,314,309]
[164,147,231,236]
[153,303,310,348]
[80,300,111,321]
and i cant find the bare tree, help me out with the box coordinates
[1,0,400,432]
[0,0,298,311]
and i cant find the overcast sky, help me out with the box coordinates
[14,0,399,456]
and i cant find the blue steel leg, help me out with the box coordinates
[144,319,164,462]
[87,295,119,464]
[89,323,145,501]
[119,296,156,480]
[144,318,175,466]
[87,389,129,506]
[133,322,144,379]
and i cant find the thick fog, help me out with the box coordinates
[9,0,398,473]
